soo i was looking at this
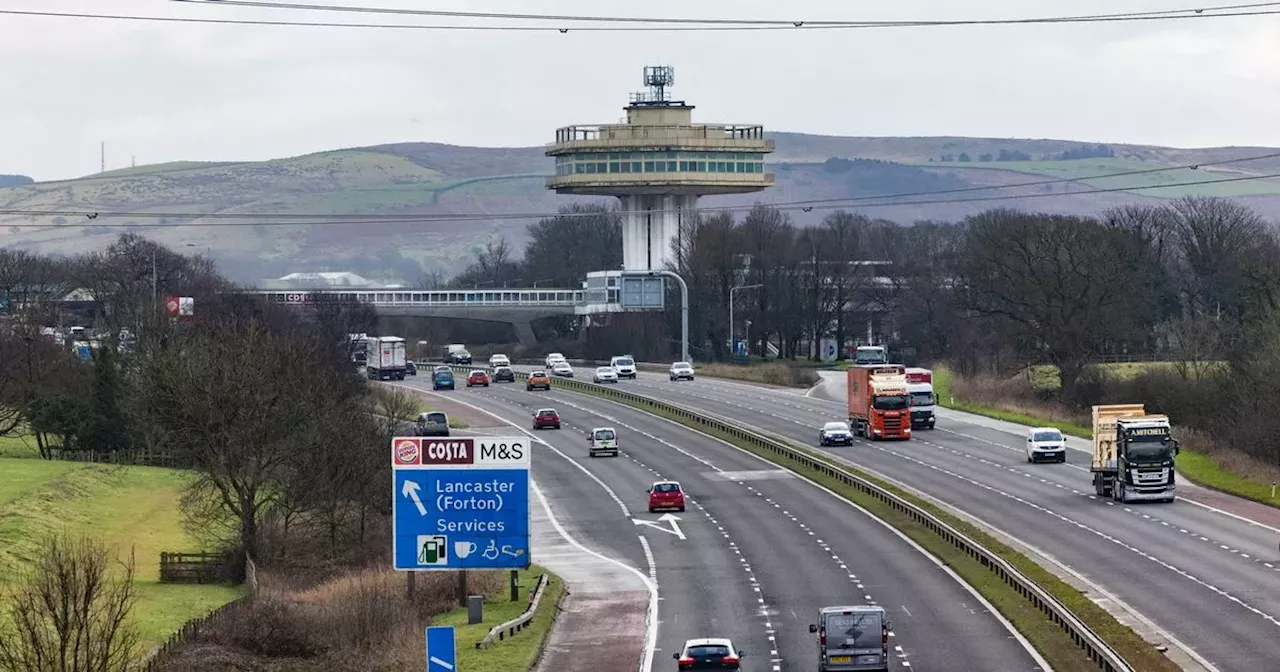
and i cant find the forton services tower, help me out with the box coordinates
[545,66,774,313]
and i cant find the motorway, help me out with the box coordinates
[398,373,1044,671]
[530,366,1280,671]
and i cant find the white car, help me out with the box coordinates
[551,361,574,378]
[489,353,510,368]
[818,421,854,447]
[610,355,637,379]
[674,638,744,668]
[545,352,567,368]
[669,361,695,381]
[1027,427,1067,463]
[593,366,618,383]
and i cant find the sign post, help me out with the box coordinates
[392,437,531,573]
[425,625,456,672]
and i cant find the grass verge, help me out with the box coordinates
[564,382,1177,672]
[434,566,565,672]
[0,458,242,647]
[933,366,1280,509]
[694,362,821,388]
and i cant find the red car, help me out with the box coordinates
[647,481,685,513]
[466,370,490,387]
[532,408,561,430]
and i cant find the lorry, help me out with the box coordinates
[852,345,887,366]
[904,367,936,430]
[365,336,408,380]
[846,364,912,440]
[443,344,472,365]
[1090,404,1180,503]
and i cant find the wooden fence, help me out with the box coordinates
[37,447,185,469]
[142,555,258,671]
[159,552,234,584]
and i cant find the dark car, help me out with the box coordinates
[404,361,417,376]
[416,411,449,437]
[466,370,490,388]
[492,366,516,383]
[432,370,455,390]
[532,408,561,430]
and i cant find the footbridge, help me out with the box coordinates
[246,288,583,346]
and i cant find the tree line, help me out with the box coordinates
[0,234,420,668]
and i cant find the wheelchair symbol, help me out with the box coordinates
[482,540,500,560]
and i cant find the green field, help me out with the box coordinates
[433,565,564,672]
[0,454,242,648]
[923,158,1280,197]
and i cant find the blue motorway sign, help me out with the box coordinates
[426,625,456,672]
[392,436,531,571]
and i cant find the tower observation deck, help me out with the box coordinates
[545,66,775,272]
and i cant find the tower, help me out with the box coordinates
[545,66,774,273]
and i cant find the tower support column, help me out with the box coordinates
[619,193,699,271]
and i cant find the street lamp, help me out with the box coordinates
[729,284,762,357]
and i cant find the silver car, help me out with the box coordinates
[810,605,891,672]
[669,361,695,381]
[593,366,618,383]
[551,361,574,378]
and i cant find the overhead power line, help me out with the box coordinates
[181,0,1280,27]
[5,2,1280,32]
[5,160,1280,228]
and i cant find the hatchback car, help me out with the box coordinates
[492,366,516,383]
[593,366,619,384]
[551,361,574,378]
[545,352,566,368]
[433,364,451,374]
[404,360,417,376]
[432,369,455,390]
[669,361,695,381]
[819,421,854,447]
[489,353,510,368]
[1027,427,1067,463]
[416,411,449,437]
[526,370,552,391]
[466,370,490,387]
[648,480,685,513]
[532,408,561,430]
[674,638,743,669]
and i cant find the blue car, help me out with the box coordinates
[433,370,455,390]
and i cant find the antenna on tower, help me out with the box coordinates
[628,65,684,107]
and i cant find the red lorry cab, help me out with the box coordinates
[847,365,912,440]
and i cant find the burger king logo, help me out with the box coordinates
[393,438,421,465]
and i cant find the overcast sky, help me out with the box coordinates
[3,0,1279,181]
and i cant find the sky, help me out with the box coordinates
[3,0,1280,181]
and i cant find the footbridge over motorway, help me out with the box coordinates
[246,288,582,346]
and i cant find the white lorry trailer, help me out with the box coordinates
[365,336,408,380]
[905,367,936,430]
[1090,404,1179,503]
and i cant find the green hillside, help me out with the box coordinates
[4,135,1280,284]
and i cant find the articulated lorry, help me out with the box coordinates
[847,364,912,440]
[365,336,408,380]
[1090,404,1179,503]
[905,367,936,430]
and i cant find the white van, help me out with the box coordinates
[588,427,619,458]
[610,355,637,379]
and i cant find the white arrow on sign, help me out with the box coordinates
[401,480,428,516]
[633,513,685,540]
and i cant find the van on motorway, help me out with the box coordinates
[809,605,892,672]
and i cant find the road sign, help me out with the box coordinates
[392,437,531,571]
[620,276,665,309]
[426,625,456,672]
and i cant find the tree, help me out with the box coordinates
[1165,196,1268,323]
[955,209,1152,402]
[451,237,522,288]
[522,204,622,288]
[0,535,140,672]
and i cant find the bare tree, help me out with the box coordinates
[1166,196,1267,323]
[1167,316,1224,381]
[0,535,139,672]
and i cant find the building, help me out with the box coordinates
[545,66,774,313]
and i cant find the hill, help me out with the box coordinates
[4,134,1280,284]
[0,174,33,188]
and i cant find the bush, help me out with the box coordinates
[697,362,821,388]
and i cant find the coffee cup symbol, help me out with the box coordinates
[454,541,477,559]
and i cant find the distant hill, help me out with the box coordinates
[4,135,1280,284]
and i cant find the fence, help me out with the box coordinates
[159,552,235,584]
[36,447,184,468]
[448,364,1134,672]
[143,554,258,671]
[475,573,550,649]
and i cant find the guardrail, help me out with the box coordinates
[446,364,1133,671]
[476,573,550,649]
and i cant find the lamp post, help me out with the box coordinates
[729,284,761,357]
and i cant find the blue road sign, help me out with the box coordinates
[426,625,456,672]
[392,436,531,571]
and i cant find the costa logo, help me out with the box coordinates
[393,438,421,465]
[422,439,475,465]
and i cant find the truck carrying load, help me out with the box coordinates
[1090,404,1179,503]
[365,336,407,381]
[846,364,911,440]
